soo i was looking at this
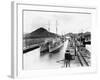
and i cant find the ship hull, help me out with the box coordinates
[40,48,49,53]
[49,43,64,53]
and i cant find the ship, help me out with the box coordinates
[49,39,64,53]
[40,41,49,53]
[48,20,64,53]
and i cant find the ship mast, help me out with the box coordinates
[56,20,58,34]
[48,21,50,32]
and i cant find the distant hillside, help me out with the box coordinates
[24,27,59,39]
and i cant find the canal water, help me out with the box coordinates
[23,40,68,70]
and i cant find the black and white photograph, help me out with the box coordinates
[23,10,91,70]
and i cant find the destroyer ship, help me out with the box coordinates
[48,20,64,53]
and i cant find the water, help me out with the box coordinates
[23,40,68,70]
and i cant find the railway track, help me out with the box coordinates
[76,52,84,66]
[72,38,90,67]
[77,47,89,66]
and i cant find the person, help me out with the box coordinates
[64,50,71,67]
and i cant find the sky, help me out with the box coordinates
[23,10,91,35]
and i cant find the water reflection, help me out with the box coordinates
[39,40,68,67]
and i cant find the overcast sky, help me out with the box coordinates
[23,11,91,35]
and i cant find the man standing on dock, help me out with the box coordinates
[64,50,71,67]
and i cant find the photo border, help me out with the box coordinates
[11,2,97,78]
